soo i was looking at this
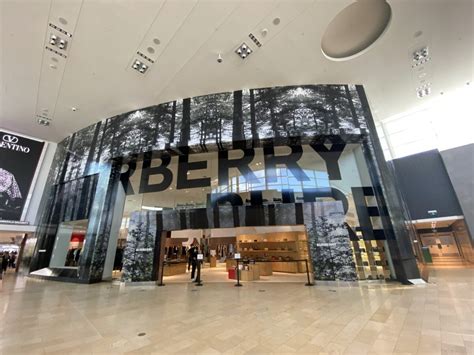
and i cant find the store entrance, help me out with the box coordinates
[161,225,312,284]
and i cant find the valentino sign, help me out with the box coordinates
[0,134,30,153]
[0,130,45,221]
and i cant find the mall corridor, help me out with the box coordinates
[0,266,473,354]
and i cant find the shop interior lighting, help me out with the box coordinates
[132,59,148,74]
[235,42,253,59]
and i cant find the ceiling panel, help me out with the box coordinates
[0,0,472,143]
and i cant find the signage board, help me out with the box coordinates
[0,131,45,221]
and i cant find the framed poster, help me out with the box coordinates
[0,130,45,222]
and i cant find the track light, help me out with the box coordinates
[416,83,432,98]
[412,46,430,67]
[49,34,68,50]
[37,116,51,126]
[132,59,148,74]
[235,42,253,60]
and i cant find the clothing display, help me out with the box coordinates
[66,248,82,266]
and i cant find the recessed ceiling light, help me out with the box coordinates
[71,107,77,112]
[59,17,68,25]
[147,47,155,54]
[273,17,281,25]
[49,64,57,69]
[153,38,160,45]
[261,28,268,37]
[51,57,58,62]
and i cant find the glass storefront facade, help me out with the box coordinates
[28,84,420,284]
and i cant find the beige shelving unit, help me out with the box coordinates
[236,231,311,273]
[351,239,390,280]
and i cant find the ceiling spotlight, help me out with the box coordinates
[132,59,148,74]
[416,83,432,98]
[49,33,68,51]
[71,107,77,112]
[37,116,51,126]
[412,46,430,67]
[217,53,223,63]
[58,39,67,50]
[235,42,253,59]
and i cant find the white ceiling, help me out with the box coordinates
[0,0,472,143]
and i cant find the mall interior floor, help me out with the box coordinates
[0,265,473,354]
[162,264,308,284]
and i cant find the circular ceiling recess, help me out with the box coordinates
[321,0,391,61]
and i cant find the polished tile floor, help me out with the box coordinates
[162,263,308,284]
[0,266,473,354]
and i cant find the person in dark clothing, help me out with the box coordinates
[189,246,198,280]
[1,253,9,273]
[9,252,16,268]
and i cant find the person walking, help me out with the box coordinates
[189,245,198,280]
[1,253,9,273]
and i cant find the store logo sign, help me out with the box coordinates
[3,135,18,144]
[0,134,30,153]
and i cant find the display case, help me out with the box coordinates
[236,231,311,273]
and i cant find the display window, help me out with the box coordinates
[50,219,88,268]
[112,143,394,282]
[159,226,312,284]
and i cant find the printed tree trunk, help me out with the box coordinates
[181,98,191,147]
[84,121,102,174]
[249,89,259,142]
[168,101,177,146]
[232,90,244,146]
[344,85,360,129]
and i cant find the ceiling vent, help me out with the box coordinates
[137,51,155,64]
[48,23,72,38]
[45,46,67,58]
[235,42,253,59]
[248,33,262,48]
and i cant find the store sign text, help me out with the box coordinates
[121,144,346,195]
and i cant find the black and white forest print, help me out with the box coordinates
[122,212,157,282]
[30,84,417,284]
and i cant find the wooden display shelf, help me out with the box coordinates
[163,263,187,276]
[240,250,296,253]
[239,241,300,244]
[255,262,273,276]
[271,261,299,273]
